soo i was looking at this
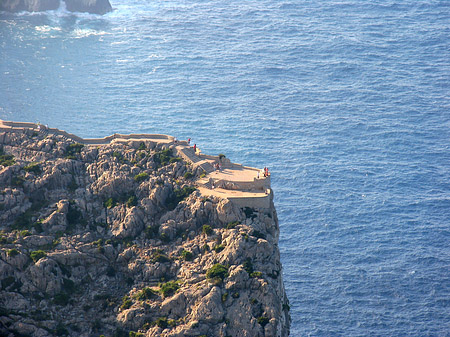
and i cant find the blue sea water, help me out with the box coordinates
[1,0,450,335]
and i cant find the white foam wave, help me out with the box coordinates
[71,28,109,39]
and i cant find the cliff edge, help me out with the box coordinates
[0,0,112,15]
[0,121,290,337]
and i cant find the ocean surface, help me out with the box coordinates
[1,0,449,335]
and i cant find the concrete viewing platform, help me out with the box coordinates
[0,119,272,209]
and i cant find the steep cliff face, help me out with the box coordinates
[0,130,290,337]
[0,0,112,14]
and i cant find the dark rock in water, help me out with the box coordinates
[0,0,112,14]
[64,0,112,14]
[0,0,60,12]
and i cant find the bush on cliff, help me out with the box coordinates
[30,250,47,262]
[159,281,179,298]
[0,148,15,167]
[24,162,41,174]
[134,172,149,183]
[154,148,174,167]
[206,264,228,284]
[65,143,84,159]
[166,186,196,210]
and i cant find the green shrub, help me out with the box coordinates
[54,322,69,335]
[53,293,70,306]
[206,264,228,284]
[1,276,15,289]
[183,172,193,179]
[24,162,41,174]
[134,172,149,183]
[129,332,145,337]
[11,176,25,188]
[144,225,159,239]
[62,278,75,292]
[112,151,127,164]
[68,177,78,192]
[155,317,168,329]
[218,154,226,160]
[106,265,116,277]
[169,157,182,164]
[134,287,157,301]
[126,195,137,208]
[243,207,256,219]
[243,258,254,275]
[154,148,173,167]
[202,225,213,235]
[65,143,84,158]
[252,230,266,240]
[20,230,31,237]
[232,292,239,298]
[104,197,116,209]
[7,249,19,257]
[250,271,262,278]
[138,142,146,151]
[120,296,132,310]
[30,250,46,262]
[199,172,206,178]
[159,281,179,298]
[151,250,171,263]
[213,244,225,253]
[257,316,270,327]
[166,186,196,210]
[66,203,82,226]
[221,292,228,302]
[0,148,15,167]
[181,250,193,261]
[226,221,240,229]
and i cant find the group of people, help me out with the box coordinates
[263,167,270,177]
[214,162,222,171]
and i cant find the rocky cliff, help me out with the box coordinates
[0,0,112,15]
[0,129,290,337]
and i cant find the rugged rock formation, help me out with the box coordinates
[0,0,112,14]
[64,0,111,15]
[0,129,290,337]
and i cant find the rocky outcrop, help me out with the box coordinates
[0,0,59,12]
[0,0,112,14]
[64,0,111,15]
[0,129,290,337]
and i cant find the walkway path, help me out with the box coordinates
[0,119,272,209]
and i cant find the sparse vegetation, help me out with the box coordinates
[24,162,41,174]
[65,143,84,159]
[0,148,15,167]
[126,195,137,207]
[7,248,19,257]
[257,316,270,327]
[154,148,174,167]
[11,175,25,187]
[213,244,225,253]
[166,186,196,210]
[134,172,149,183]
[151,249,171,263]
[181,249,193,261]
[202,224,213,235]
[183,172,193,179]
[30,250,46,262]
[120,296,132,310]
[159,280,179,298]
[104,197,116,209]
[250,271,263,278]
[206,264,228,284]
[134,287,157,301]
